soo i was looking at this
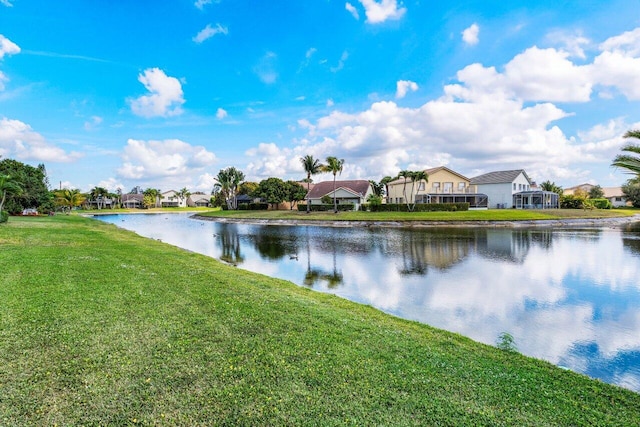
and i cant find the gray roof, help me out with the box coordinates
[470,170,531,185]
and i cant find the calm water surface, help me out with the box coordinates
[96,213,640,392]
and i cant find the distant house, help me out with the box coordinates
[470,170,533,209]
[121,194,144,209]
[386,166,488,209]
[602,187,629,207]
[306,180,373,210]
[563,183,594,196]
[161,190,187,208]
[564,184,629,207]
[187,193,211,207]
[83,196,114,210]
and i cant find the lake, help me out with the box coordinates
[96,213,640,392]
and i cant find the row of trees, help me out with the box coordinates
[0,158,54,222]
[214,155,347,213]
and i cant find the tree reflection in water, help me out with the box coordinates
[251,226,300,260]
[622,222,640,256]
[217,223,244,265]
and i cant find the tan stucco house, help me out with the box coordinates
[386,166,488,208]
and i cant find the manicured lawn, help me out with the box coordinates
[200,207,639,222]
[1,215,639,425]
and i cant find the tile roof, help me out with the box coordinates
[470,170,530,185]
[307,180,371,198]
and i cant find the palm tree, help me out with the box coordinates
[116,188,123,209]
[155,188,162,208]
[177,187,191,206]
[397,170,412,206]
[408,170,428,212]
[300,155,323,214]
[214,167,245,210]
[323,156,344,213]
[612,130,640,177]
[380,176,394,203]
[54,189,85,214]
[540,180,563,195]
[90,186,108,209]
[0,174,22,214]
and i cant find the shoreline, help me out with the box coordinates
[191,213,640,229]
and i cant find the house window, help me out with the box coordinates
[418,182,425,191]
[513,183,516,191]
[432,183,440,193]
[458,182,466,192]
[443,182,453,193]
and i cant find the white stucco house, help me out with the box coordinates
[603,187,629,207]
[470,170,533,209]
[161,190,188,208]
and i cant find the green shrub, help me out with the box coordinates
[590,198,612,209]
[560,194,587,209]
[297,204,354,212]
[0,210,8,223]
[365,203,469,212]
[248,202,269,210]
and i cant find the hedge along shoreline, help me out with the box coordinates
[362,202,470,212]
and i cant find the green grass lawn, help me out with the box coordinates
[1,215,639,425]
[200,207,639,222]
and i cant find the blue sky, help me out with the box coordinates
[1,0,640,193]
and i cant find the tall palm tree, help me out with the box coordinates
[408,170,428,211]
[300,155,323,214]
[397,170,412,206]
[54,189,85,214]
[612,130,640,177]
[214,167,245,210]
[323,156,344,213]
[177,187,191,206]
[90,186,108,209]
[0,174,22,214]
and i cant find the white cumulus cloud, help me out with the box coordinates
[0,35,20,59]
[396,80,418,99]
[0,117,82,163]
[193,23,228,44]
[117,139,217,182]
[129,68,185,118]
[359,0,406,24]
[462,23,479,46]
[0,35,20,91]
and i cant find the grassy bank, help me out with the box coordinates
[1,216,639,425]
[200,207,639,222]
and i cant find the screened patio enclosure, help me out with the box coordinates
[512,191,559,209]
[415,193,489,209]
